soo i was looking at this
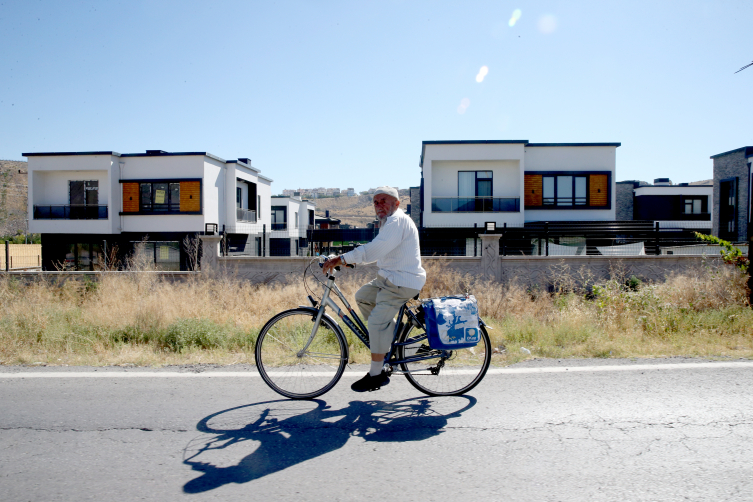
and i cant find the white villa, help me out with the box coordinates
[417,140,619,228]
[24,150,274,270]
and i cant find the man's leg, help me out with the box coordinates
[354,279,386,377]
[352,276,420,392]
[354,279,380,324]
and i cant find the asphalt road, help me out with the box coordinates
[1,358,752,502]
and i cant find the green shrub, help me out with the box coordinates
[161,318,226,352]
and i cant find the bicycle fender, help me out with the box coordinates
[479,317,492,329]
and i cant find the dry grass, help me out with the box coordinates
[1,259,752,367]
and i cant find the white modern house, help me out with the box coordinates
[269,195,316,256]
[25,150,273,270]
[418,140,619,228]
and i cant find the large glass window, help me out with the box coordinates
[131,241,181,271]
[68,180,100,219]
[271,206,287,230]
[139,182,180,212]
[458,171,494,211]
[543,175,587,206]
[458,171,493,196]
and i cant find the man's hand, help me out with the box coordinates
[322,256,344,276]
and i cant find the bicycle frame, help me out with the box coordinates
[302,272,445,372]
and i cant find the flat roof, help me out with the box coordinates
[23,151,122,157]
[526,142,622,147]
[710,146,753,159]
[420,140,621,167]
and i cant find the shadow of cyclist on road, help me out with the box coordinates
[183,395,476,494]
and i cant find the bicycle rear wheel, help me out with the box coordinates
[255,308,348,399]
[397,324,491,396]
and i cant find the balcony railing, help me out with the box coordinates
[271,223,287,230]
[679,212,711,221]
[431,197,520,213]
[34,204,108,220]
[236,208,257,222]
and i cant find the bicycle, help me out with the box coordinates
[254,256,492,399]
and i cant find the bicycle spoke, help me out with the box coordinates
[255,308,348,399]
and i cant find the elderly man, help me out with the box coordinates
[322,186,426,392]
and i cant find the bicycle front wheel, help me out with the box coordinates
[397,324,491,396]
[255,308,348,399]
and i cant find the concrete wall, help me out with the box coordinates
[203,252,720,290]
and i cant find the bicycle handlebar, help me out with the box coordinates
[318,255,355,276]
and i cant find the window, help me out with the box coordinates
[139,182,180,212]
[457,171,494,211]
[543,175,587,206]
[525,172,609,209]
[61,180,103,219]
[294,211,298,228]
[236,187,242,208]
[458,171,493,197]
[131,241,181,271]
[70,180,99,206]
[683,198,703,214]
[258,195,261,218]
[122,180,200,214]
[271,206,287,230]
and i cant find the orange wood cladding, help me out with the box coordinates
[589,174,608,206]
[180,181,201,212]
[122,183,139,212]
[524,174,542,206]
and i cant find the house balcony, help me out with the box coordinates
[431,197,520,213]
[34,204,109,220]
[236,208,257,223]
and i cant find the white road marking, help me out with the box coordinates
[0,361,751,378]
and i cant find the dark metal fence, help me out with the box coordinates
[306,221,727,257]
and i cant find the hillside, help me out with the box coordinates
[310,191,411,227]
[0,160,29,237]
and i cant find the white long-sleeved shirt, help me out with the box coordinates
[342,208,426,290]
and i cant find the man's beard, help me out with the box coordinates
[378,207,396,226]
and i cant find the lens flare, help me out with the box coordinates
[475,65,489,83]
[538,14,557,33]
[457,98,470,114]
[508,9,522,27]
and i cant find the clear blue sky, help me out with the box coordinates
[1,0,751,193]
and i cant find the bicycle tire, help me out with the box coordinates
[397,323,491,396]
[255,308,348,399]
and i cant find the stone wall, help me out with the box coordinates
[200,235,722,289]
[409,186,421,227]
[615,181,638,220]
[713,149,749,241]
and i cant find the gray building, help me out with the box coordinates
[711,146,753,242]
[615,178,712,232]
[615,180,648,220]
